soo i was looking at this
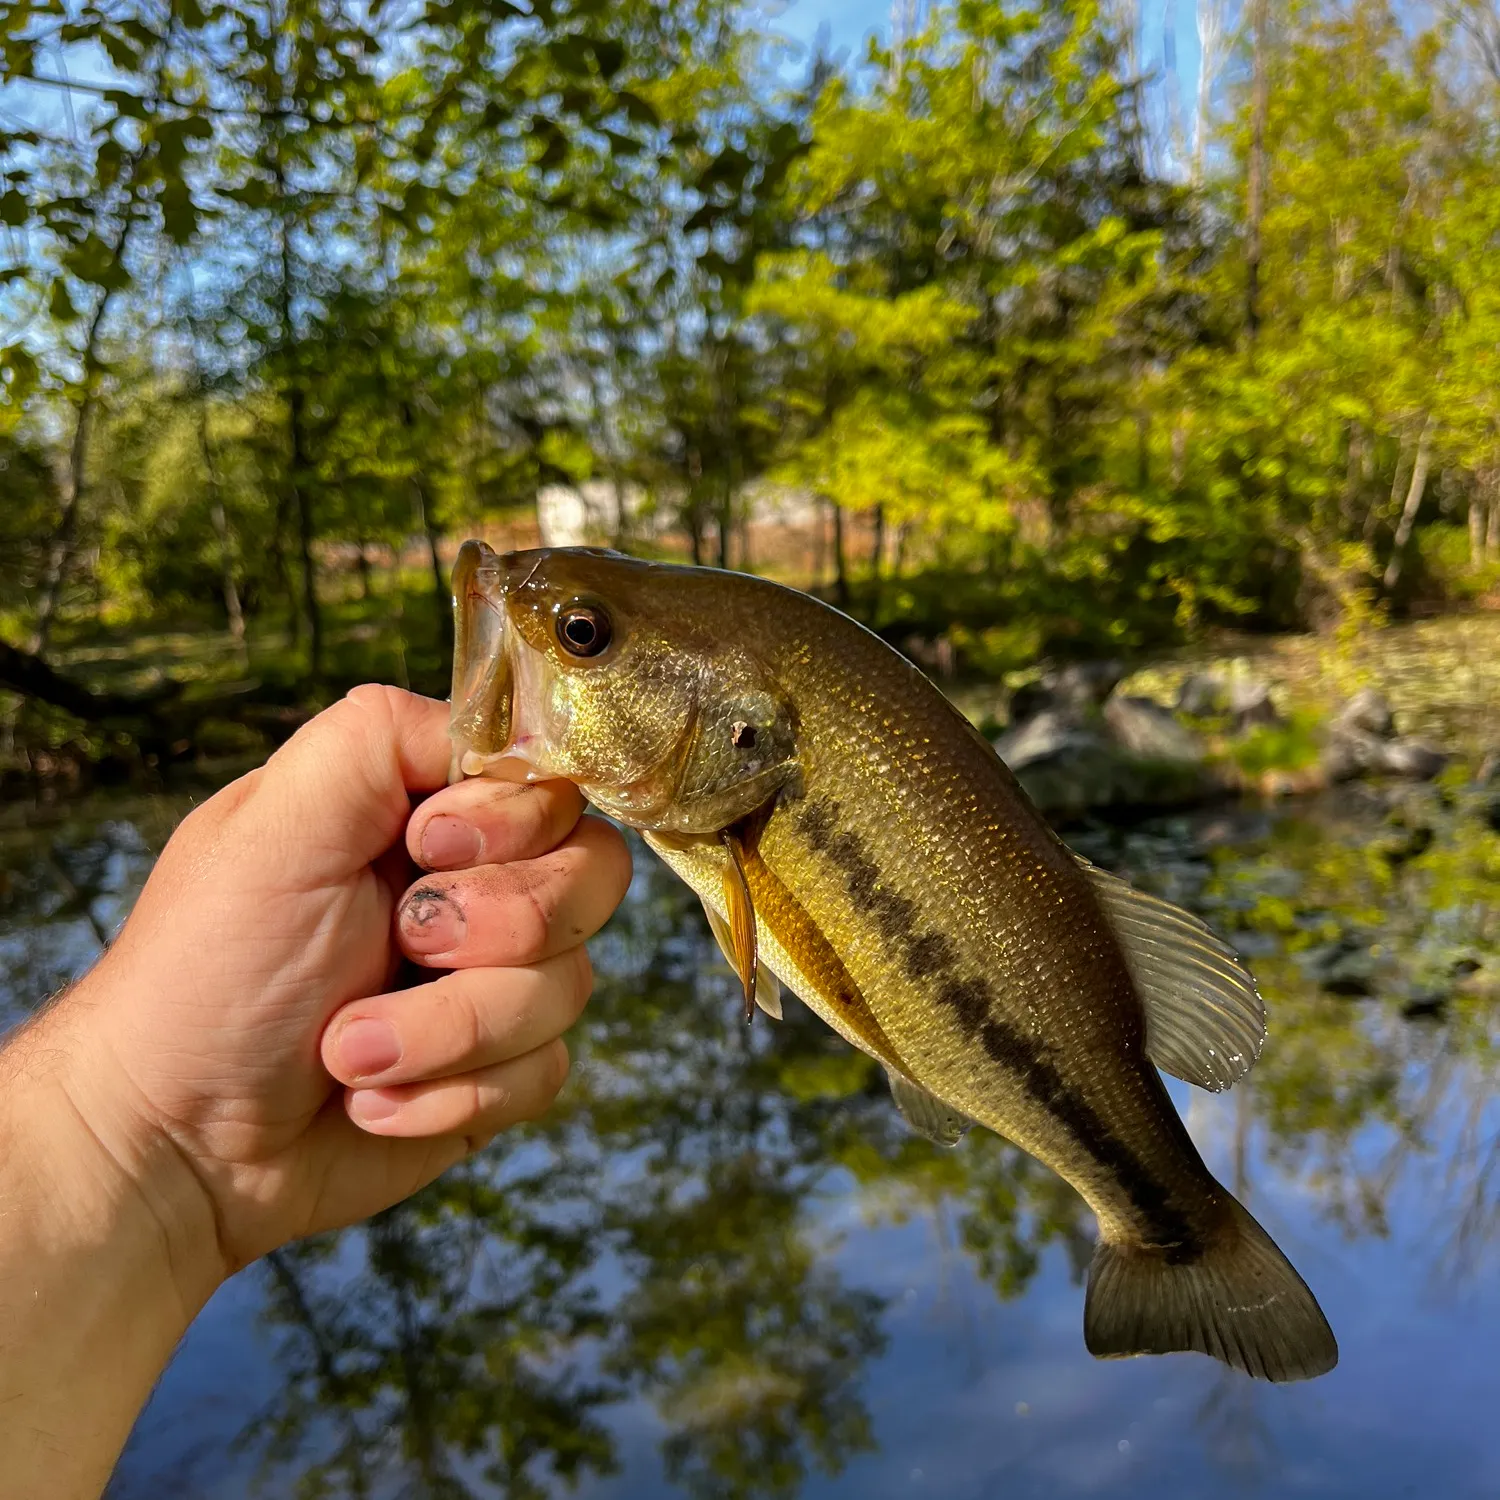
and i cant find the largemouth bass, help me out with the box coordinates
[448,540,1337,1383]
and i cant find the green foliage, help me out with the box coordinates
[1226,708,1325,778]
[9,0,1500,718]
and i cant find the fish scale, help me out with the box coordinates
[449,540,1338,1383]
[751,611,1211,1248]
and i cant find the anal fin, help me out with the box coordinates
[886,1068,972,1147]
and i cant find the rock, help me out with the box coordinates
[1380,739,1448,779]
[1322,730,1377,783]
[1324,726,1447,782]
[1103,694,1207,763]
[1049,660,1127,709]
[1008,660,1125,722]
[1333,688,1395,739]
[993,709,1094,769]
[1228,678,1281,732]
[996,706,1224,820]
[1176,673,1227,717]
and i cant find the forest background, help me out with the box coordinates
[5,0,1500,769]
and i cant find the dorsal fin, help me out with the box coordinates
[1076,857,1264,1093]
[886,1068,973,1147]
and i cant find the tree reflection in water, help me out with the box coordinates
[10,780,1500,1495]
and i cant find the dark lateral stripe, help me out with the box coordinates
[737,844,908,1072]
[796,797,1201,1258]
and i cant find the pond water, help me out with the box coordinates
[5,774,1500,1500]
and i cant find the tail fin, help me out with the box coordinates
[1084,1194,1337,1382]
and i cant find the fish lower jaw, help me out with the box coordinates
[459,742,553,783]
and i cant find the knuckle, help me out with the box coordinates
[548,1037,571,1094]
[456,982,489,1061]
[511,882,554,963]
[566,945,594,1016]
[343,682,400,717]
[472,1073,505,1123]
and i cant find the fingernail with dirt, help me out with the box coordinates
[420,814,481,869]
[401,888,466,955]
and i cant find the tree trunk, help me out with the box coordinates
[1244,0,1269,342]
[287,384,323,678]
[400,401,450,653]
[831,500,850,611]
[272,125,322,680]
[413,478,449,653]
[1471,495,1486,570]
[1192,0,1226,187]
[717,490,732,571]
[356,541,372,601]
[1383,416,1434,592]
[686,492,704,567]
[1486,493,1500,561]
[30,288,118,654]
[870,504,886,579]
[269,483,301,648]
[1365,436,1412,544]
[197,402,248,665]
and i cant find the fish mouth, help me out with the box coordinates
[447,540,513,782]
[448,540,562,784]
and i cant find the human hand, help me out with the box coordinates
[3,685,631,1295]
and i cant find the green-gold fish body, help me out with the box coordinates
[448,540,1338,1383]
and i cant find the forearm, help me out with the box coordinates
[0,1003,223,1500]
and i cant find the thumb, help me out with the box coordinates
[254,686,455,880]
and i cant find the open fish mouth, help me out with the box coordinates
[448,539,514,783]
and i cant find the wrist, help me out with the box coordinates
[0,997,228,1499]
[1,992,227,1327]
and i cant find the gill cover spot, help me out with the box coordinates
[556,599,612,658]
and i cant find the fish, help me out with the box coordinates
[447,539,1338,1383]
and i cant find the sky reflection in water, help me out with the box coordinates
[4,781,1499,1499]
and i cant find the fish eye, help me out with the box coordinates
[556,601,613,658]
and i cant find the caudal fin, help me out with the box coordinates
[1083,1195,1337,1382]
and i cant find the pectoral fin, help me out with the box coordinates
[1076,856,1265,1092]
[886,1068,973,1147]
[702,899,782,1020]
[722,828,760,1023]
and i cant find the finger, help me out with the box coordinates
[406,777,585,871]
[246,687,455,881]
[344,1038,571,1137]
[395,815,632,968]
[320,949,593,1088]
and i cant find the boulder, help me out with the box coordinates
[993,709,1095,769]
[1176,673,1227,718]
[1380,739,1448,780]
[1008,660,1125,722]
[1103,694,1207,763]
[1228,677,1282,732]
[1333,688,1395,739]
[996,700,1222,820]
[1324,725,1447,782]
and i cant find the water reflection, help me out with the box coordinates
[7,779,1500,1494]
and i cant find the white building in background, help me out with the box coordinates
[536,478,823,549]
[536,481,654,547]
